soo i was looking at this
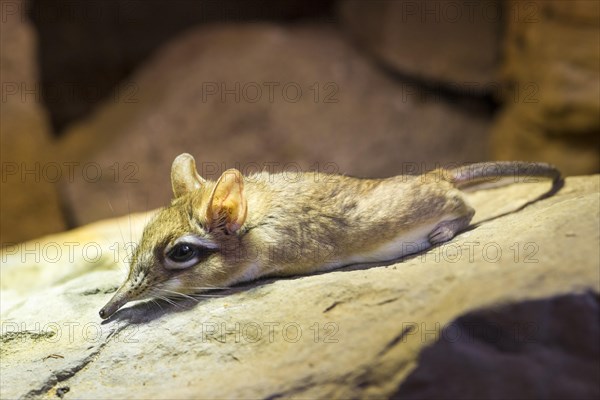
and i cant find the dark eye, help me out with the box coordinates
[163,235,218,270]
[166,243,198,263]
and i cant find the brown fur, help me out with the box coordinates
[99,154,561,319]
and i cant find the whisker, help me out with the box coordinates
[150,299,163,311]
[175,286,231,290]
[156,287,227,299]
[167,289,230,297]
[106,199,125,243]
[127,191,133,245]
[106,196,129,274]
[158,289,200,302]
[154,294,180,308]
[164,299,180,308]
[188,293,227,298]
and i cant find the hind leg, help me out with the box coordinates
[428,204,475,245]
[428,216,472,245]
[428,190,475,245]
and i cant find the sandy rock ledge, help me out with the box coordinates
[1,175,598,399]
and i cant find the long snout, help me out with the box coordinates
[99,285,132,319]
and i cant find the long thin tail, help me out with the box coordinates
[449,161,563,193]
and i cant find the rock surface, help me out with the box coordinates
[491,0,600,175]
[1,175,598,399]
[393,292,600,399]
[59,23,492,226]
[338,0,501,87]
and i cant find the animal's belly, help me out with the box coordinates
[320,217,452,271]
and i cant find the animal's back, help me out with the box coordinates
[241,171,467,275]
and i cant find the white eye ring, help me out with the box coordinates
[163,235,218,270]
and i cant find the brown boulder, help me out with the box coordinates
[60,24,492,226]
[0,0,65,245]
[491,0,600,174]
[338,0,502,87]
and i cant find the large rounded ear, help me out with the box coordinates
[171,153,205,198]
[206,169,247,234]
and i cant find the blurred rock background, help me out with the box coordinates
[1,0,599,244]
